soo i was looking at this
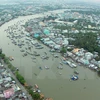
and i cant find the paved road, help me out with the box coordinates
[2,60,33,100]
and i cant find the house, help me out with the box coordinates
[34,33,40,38]
[43,29,50,35]
[98,61,100,68]
[12,84,21,92]
[72,48,80,54]
[26,33,30,37]
[3,88,14,99]
[66,51,73,57]
[44,41,55,45]
[42,38,50,42]
[62,30,68,34]
[0,93,5,100]
[79,58,90,65]
[85,52,93,60]
[54,45,61,50]
[62,38,69,47]
[25,27,32,32]
[4,77,12,82]
[39,22,46,27]
[89,64,98,70]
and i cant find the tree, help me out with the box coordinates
[60,47,66,54]
[0,53,5,59]
[28,89,41,100]
[37,36,41,41]
[33,93,40,100]
[0,48,2,54]
[95,56,100,61]
[28,89,34,95]
[4,57,9,64]
[70,32,99,53]
[15,71,26,85]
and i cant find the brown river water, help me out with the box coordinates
[0,9,100,100]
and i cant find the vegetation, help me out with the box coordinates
[71,10,100,15]
[28,88,41,100]
[0,53,5,59]
[0,52,42,99]
[70,32,100,57]
[44,15,57,21]
[33,93,41,100]
[42,5,62,11]
[54,25,70,31]
[37,36,42,41]
[4,57,9,64]
[60,47,66,54]
[0,49,2,54]
[15,71,26,85]
[95,56,100,61]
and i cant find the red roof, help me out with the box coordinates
[4,88,14,98]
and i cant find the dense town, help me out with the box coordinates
[0,56,30,99]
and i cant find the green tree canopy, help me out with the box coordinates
[60,47,66,54]
[15,71,26,85]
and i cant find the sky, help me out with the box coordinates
[82,0,100,2]
[63,0,100,3]
[1,0,100,3]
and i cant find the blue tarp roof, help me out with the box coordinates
[34,33,39,38]
[43,29,50,35]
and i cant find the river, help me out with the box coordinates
[0,9,100,100]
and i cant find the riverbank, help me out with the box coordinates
[0,56,32,99]
[0,9,100,100]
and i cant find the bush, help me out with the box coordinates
[26,85,32,90]
[11,67,16,71]
[8,64,12,68]
[67,48,73,52]
[33,93,40,100]
[4,57,9,64]
[95,56,100,61]
[28,88,41,100]
[0,53,5,59]
[60,47,66,54]
[15,71,26,85]
[28,89,34,95]
[37,36,41,41]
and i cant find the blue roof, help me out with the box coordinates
[34,33,39,38]
[43,29,50,35]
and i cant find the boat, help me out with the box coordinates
[71,75,78,80]
[44,66,49,69]
[74,70,79,74]
[60,62,63,65]
[34,84,39,89]
[35,46,43,49]
[57,66,63,69]
[39,66,42,70]
[9,56,14,61]
[44,66,47,69]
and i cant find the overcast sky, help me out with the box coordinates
[1,0,100,3]
[76,0,100,2]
